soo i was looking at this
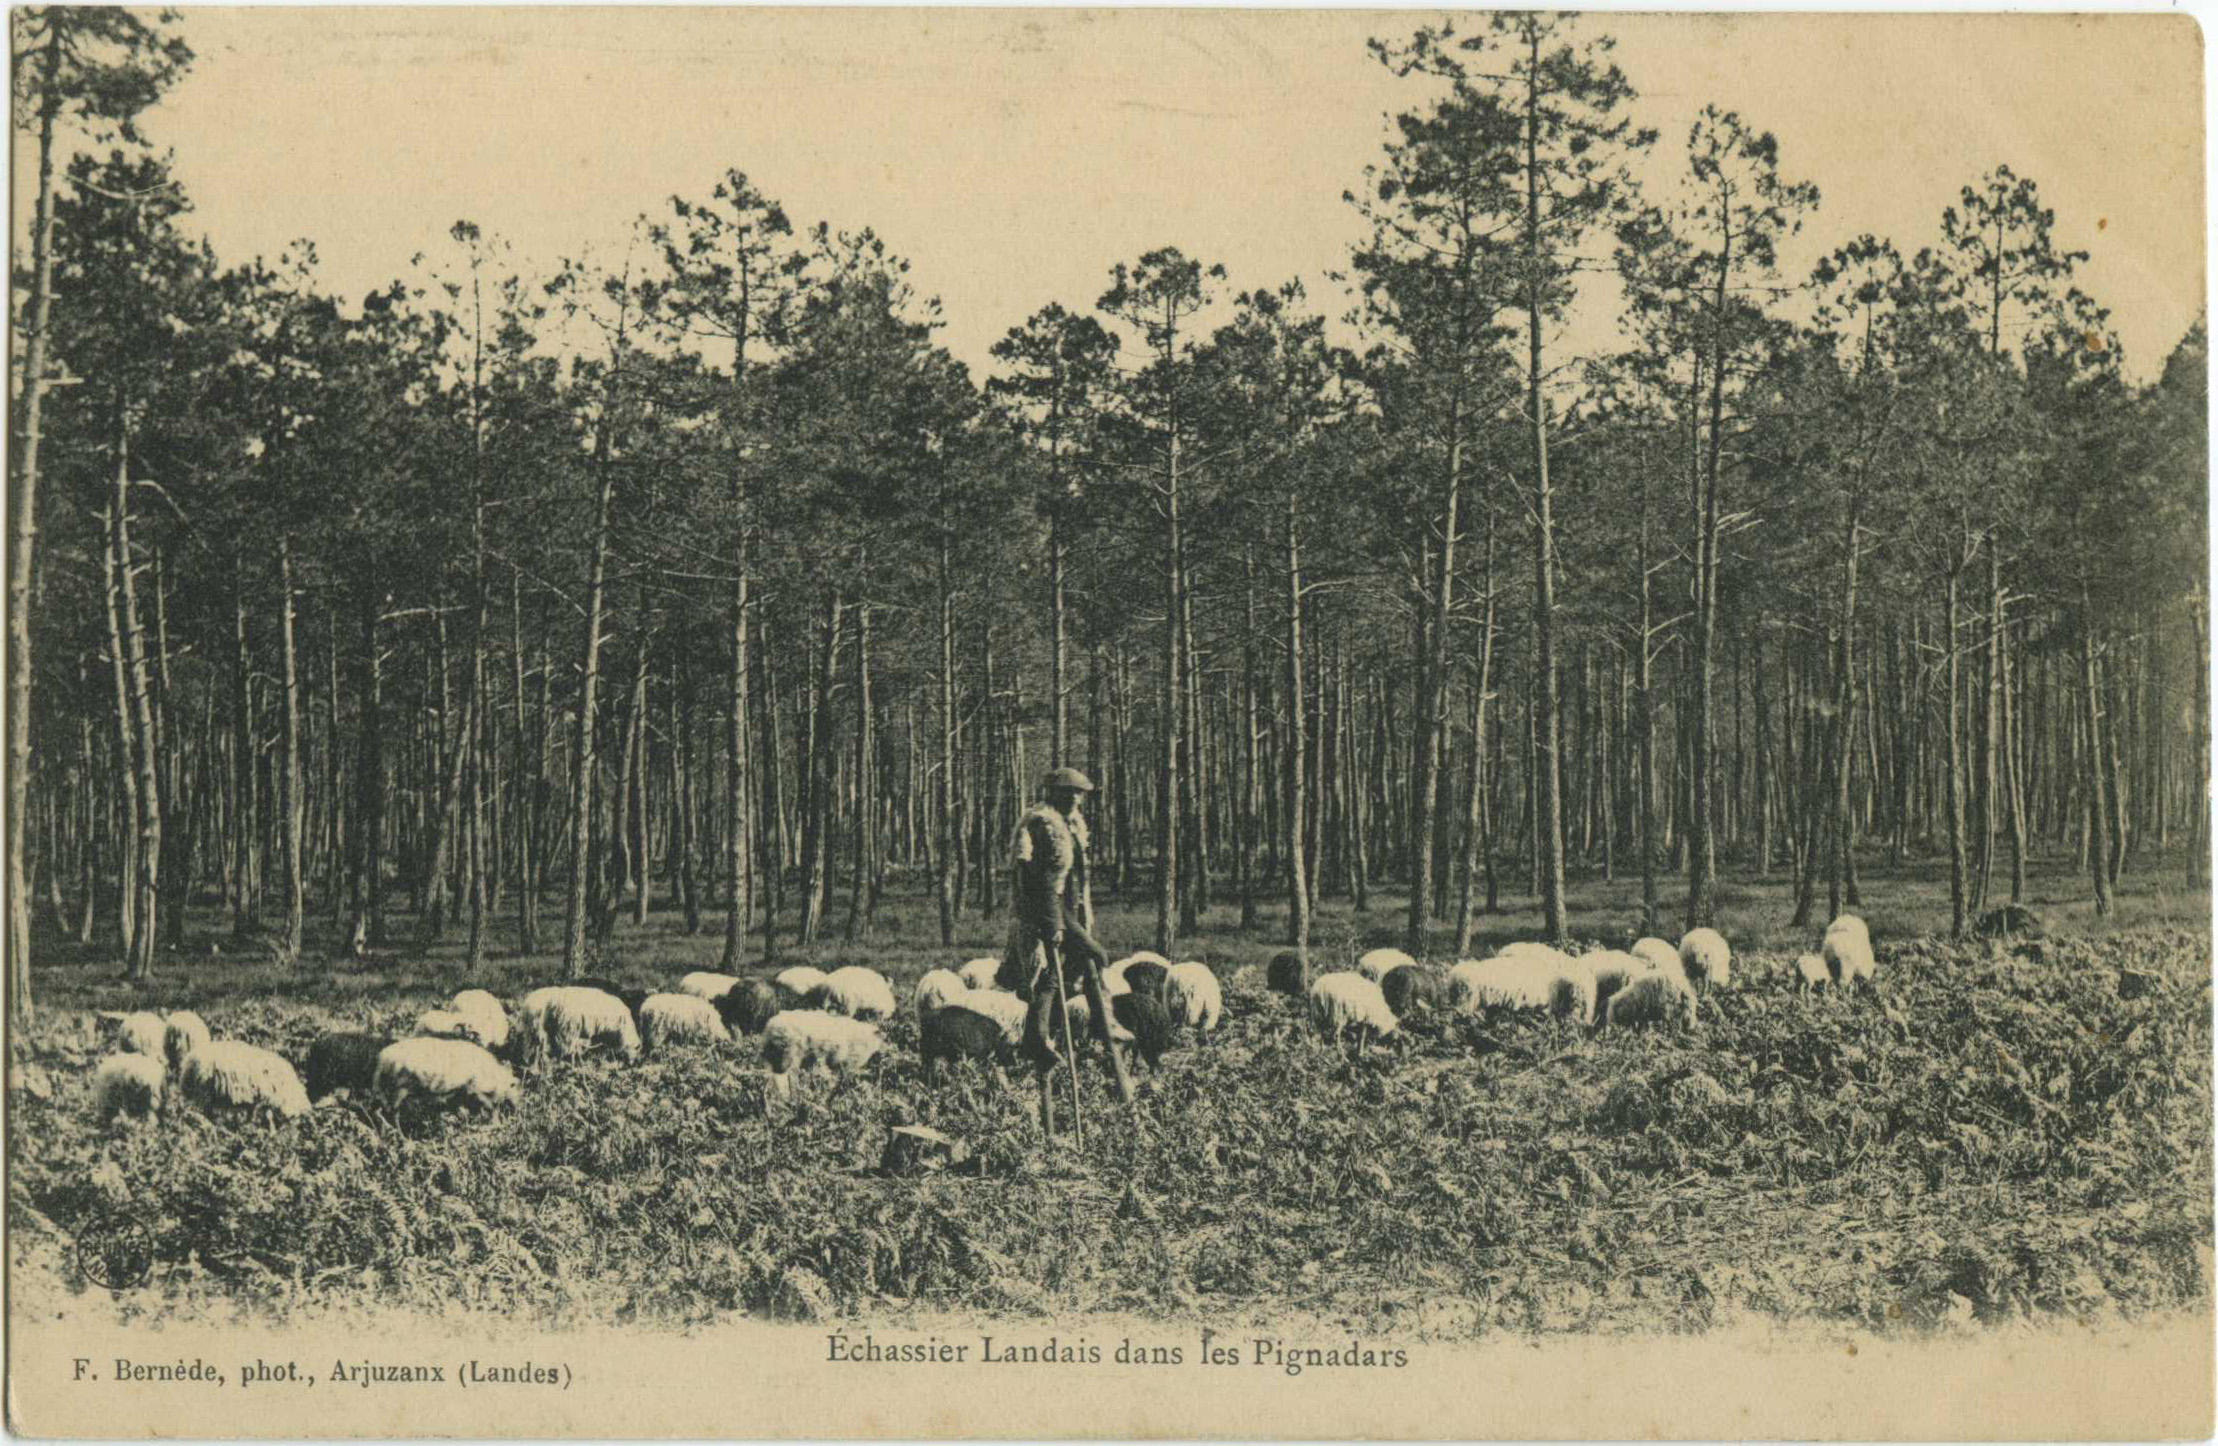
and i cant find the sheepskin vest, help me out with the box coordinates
[999,803,1093,993]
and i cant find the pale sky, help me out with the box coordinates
[19,7,2209,382]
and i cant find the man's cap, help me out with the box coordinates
[1044,766,1095,794]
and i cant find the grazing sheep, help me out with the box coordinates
[175,1040,311,1120]
[1118,959,1170,999]
[92,1053,167,1121]
[716,980,784,1036]
[912,969,971,1018]
[448,990,511,1053]
[519,986,643,1063]
[809,965,897,1020]
[1309,972,1400,1049]
[1679,928,1733,990]
[571,977,650,1016]
[1380,963,1453,1021]
[1111,989,1178,1071]
[1605,970,1700,1030]
[1976,905,2042,940]
[1267,950,1307,998]
[374,1037,519,1112]
[1451,956,1553,1012]
[773,966,831,1004]
[955,958,1003,991]
[1164,962,1223,1032]
[1822,914,1875,989]
[638,993,732,1054]
[1629,937,1682,976]
[1050,992,1136,1051]
[1356,947,1418,982]
[1547,963,1599,1025]
[761,1010,883,1096]
[961,989,1030,1045]
[304,1031,394,1102]
[919,1003,1017,1082]
[1583,950,1655,1017]
[1795,953,1831,992]
[677,971,742,1001]
[162,1011,211,1071]
[104,1010,169,1059]
[414,1008,502,1049]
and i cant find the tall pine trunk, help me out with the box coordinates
[276,538,304,963]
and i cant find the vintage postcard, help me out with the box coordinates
[5,5,2210,1439]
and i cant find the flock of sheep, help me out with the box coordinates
[79,911,1877,1129]
[1293,911,1876,1050]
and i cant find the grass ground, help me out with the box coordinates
[8,849,2212,1338]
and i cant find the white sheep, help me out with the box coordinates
[175,1040,311,1120]
[1679,927,1733,990]
[912,969,971,1017]
[1308,972,1399,1049]
[92,1053,167,1121]
[1583,950,1657,1017]
[1605,970,1700,1030]
[1164,961,1223,1032]
[761,1010,883,1097]
[1058,993,1136,1044]
[955,957,1004,991]
[1822,914,1875,989]
[1499,940,1576,970]
[638,992,732,1054]
[447,989,510,1053]
[162,1010,211,1070]
[773,966,831,1003]
[1546,962,1599,1025]
[961,989,1029,1044]
[810,965,896,1020]
[1356,947,1417,982]
[414,1008,500,1049]
[1450,956,1551,1012]
[374,1037,519,1111]
[1795,953,1831,991]
[1110,950,1171,971]
[1629,937,1682,975]
[519,985,642,1063]
[677,971,742,1001]
[103,1010,168,1059]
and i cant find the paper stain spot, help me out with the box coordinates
[2098,216,2108,230]
[1846,1343,1858,1356]
[2084,332,2107,353]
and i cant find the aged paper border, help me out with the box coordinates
[7,3,2213,1440]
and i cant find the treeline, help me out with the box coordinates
[8,9,2208,1017]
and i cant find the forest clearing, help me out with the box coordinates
[6,6,2209,1351]
[10,861,2211,1335]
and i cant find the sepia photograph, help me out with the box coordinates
[5,5,2211,1438]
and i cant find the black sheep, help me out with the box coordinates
[920,1003,1016,1084]
[1267,950,1306,998]
[1975,905,2043,940]
[1121,960,1170,998]
[715,979,783,1035]
[1381,963,1452,1021]
[1110,989,1177,1071]
[303,1031,393,1103]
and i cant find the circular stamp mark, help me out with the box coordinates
[74,1207,155,1292]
